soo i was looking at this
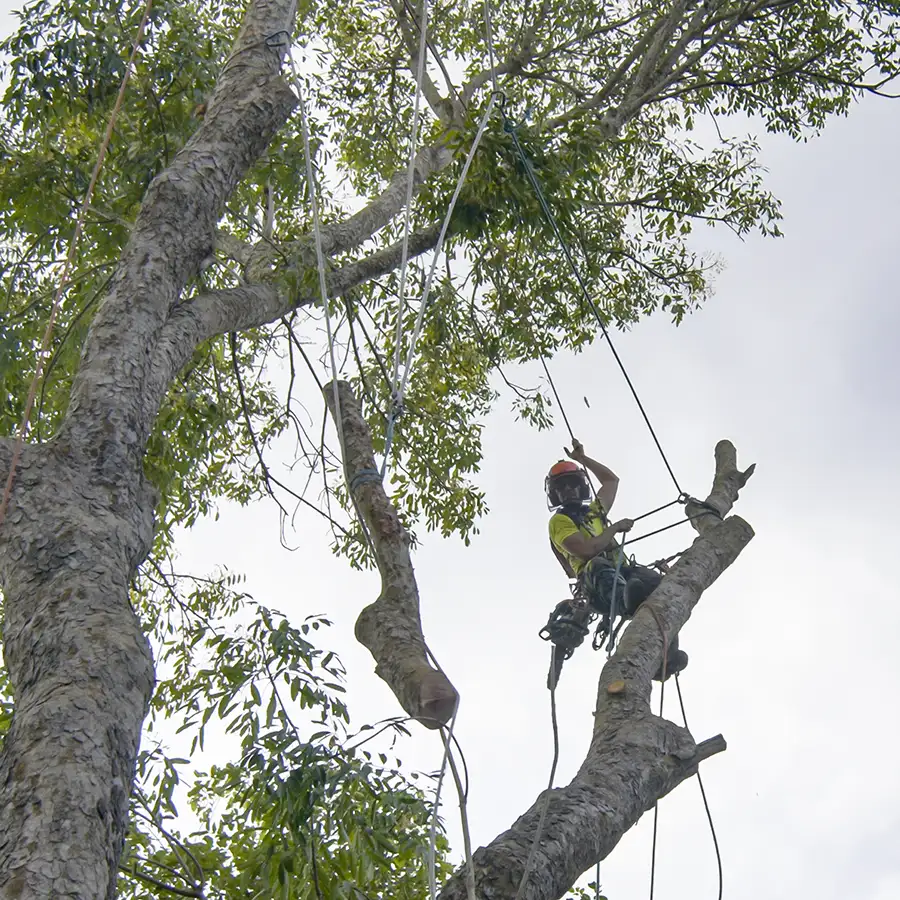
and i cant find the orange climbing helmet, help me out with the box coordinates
[545,460,591,508]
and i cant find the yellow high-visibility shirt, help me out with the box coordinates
[548,499,608,575]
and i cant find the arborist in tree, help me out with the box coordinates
[543,440,688,682]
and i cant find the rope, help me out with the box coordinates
[483,0,500,94]
[292,57,377,557]
[538,354,576,441]
[631,497,682,525]
[385,0,431,465]
[428,702,459,900]
[606,541,627,653]
[624,508,720,548]
[297,85,340,432]
[514,644,561,900]
[0,0,154,529]
[675,673,723,900]
[382,94,497,476]
[348,468,382,492]
[422,644,475,900]
[500,109,683,498]
[444,731,477,900]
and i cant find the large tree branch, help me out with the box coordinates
[628,0,694,99]
[146,225,442,421]
[247,142,454,282]
[438,444,754,900]
[460,59,524,106]
[457,0,560,107]
[541,9,665,132]
[61,0,299,473]
[542,0,796,135]
[322,380,458,729]
[631,0,772,109]
[389,0,460,124]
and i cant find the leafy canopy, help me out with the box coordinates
[116,565,452,900]
[5,0,898,550]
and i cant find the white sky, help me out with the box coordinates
[178,97,900,900]
[3,2,900,899]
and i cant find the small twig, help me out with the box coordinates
[309,830,326,900]
[132,795,205,888]
[125,864,204,899]
[229,332,350,535]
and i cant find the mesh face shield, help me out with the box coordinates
[546,470,591,508]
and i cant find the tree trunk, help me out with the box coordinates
[0,1,299,891]
[438,517,751,900]
[0,443,155,899]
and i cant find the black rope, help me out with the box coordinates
[649,623,668,900]
[514,645,561,900]
[625,508,721,547]
[501,108,683,496]
[675,673,723,900]
[631,497,682,525]
[538,354,576,441]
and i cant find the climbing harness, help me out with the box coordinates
[539,543,648,684]
[539,485,720,683]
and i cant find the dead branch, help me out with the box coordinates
[323,380,458,729]
[686,438,756,534]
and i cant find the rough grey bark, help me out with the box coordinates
[686,440,755,534]
[0,1,301,897]
[62,0,299,471]
[432,445,755,900]
[0,440,10,481]
[0,444,157,900]
[323,381,458,729]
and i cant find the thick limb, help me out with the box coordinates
[323,381,458,729]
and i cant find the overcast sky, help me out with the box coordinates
[3,2,900,899]
[177,97,900,900]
